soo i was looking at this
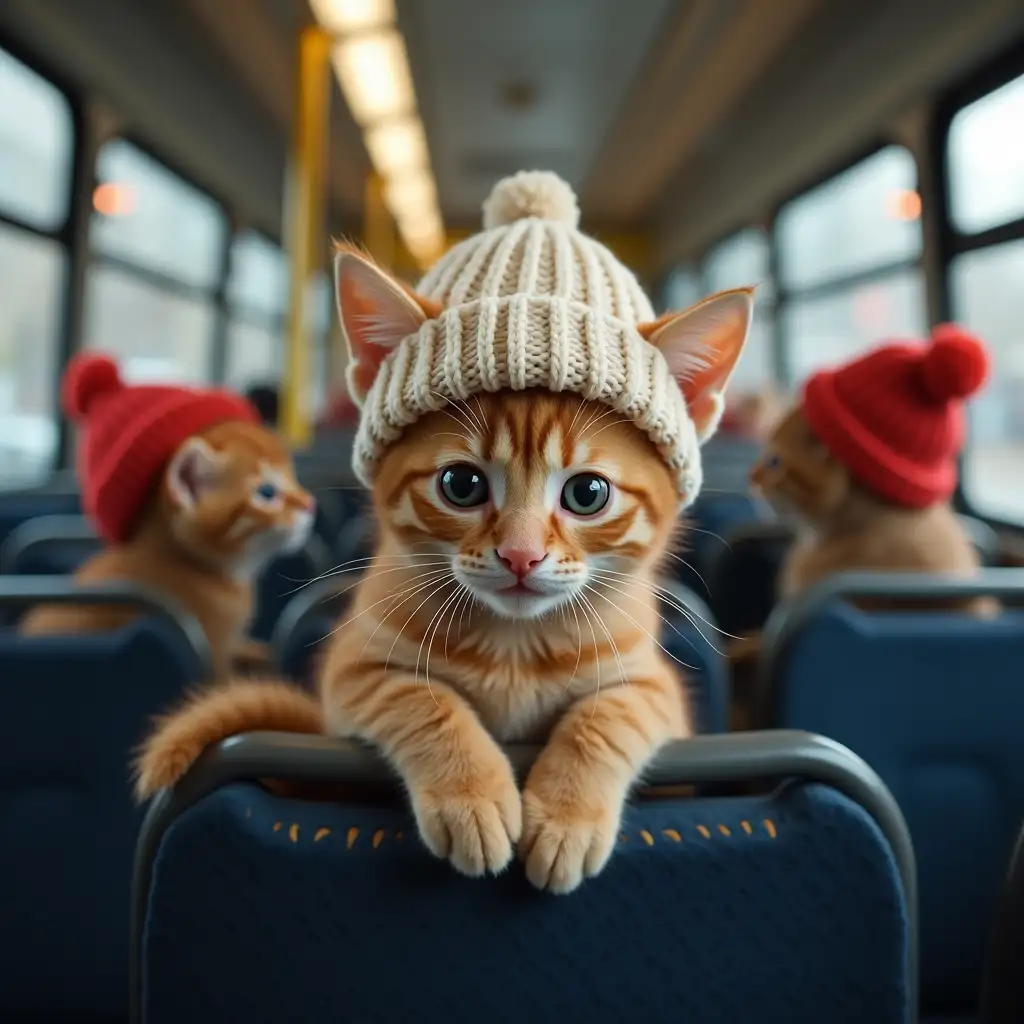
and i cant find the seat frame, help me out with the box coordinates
[131,728,918,1023]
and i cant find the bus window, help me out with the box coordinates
[948,74,1024,234]
[702,228,775,391]
[947,69,1024,523]
[225,231,287,390]
[0,47,73,489]
[84,140,226,383]
[775,145,926,381]
[84,266,215,385]
[661,267,702,311]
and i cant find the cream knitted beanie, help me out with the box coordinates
[341,170,749,506]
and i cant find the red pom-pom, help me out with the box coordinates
[62,353,123,420]
[920,323,989,403]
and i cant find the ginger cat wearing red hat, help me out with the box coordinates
[133,171,756,895]
[20,354,316,679]
[744,324,996,633]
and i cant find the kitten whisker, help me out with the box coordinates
[579,590,627,696]
[417,583,465,708]
[383,575,458,683]
[353,570,457,662]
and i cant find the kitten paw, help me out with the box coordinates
[519,788,619,894]
[411,765,522,878]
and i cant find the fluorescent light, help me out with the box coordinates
[309,0,394,34]
[386,170,436,219]
[364,118,428,176]
[331,30,415,126]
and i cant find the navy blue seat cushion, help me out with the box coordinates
[7,535,100,576]
[278,603,730,733]
[0,619,202,1021]
[775,603,1024,1011]
[142,781,909,1023]
[0,491,81,553]
[675,493,760,597]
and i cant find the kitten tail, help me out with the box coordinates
[133,680,323,801]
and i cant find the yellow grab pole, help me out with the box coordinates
[282,25,330,447]
[363,172,395,270]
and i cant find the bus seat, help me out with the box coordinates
[249,534,333,642]
[706,520,798,635]
[133,731,915,1024]
[0,513,100,576]
[0,578,211,1023]
[0,489,81,556]
[978,820,1024,1024]
[271,577,731,734]
[677,492,764,597]
[759,569,1024,1015]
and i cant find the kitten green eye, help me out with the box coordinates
[561,473,610,516]
[439,463,489,508]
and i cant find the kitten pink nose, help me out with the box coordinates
[496,546,547,578]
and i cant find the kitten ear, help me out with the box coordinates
[639,287,755,443]
[166,437,226,511]
[334,248,441,404]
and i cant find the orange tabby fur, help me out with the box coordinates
[21,420,315,678]
[750,404,994,614]
[135,268,753,893]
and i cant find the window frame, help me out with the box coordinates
[768,139,926,387]
[931,37,1024,529]
[0,30,87,486]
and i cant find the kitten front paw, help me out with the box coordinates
[410,761,522,878]
[519,786,620,894]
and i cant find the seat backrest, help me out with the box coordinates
[762,569,1024,1013]
[0,514,100,575]
[272,576,731,733]
[676,492,764,595]
[0,490,81,556]
[979,822,1024,1024]
[134,730,915,1024]
[706,520,797,635]
[249,535,332,642]
[0,579,210,1023]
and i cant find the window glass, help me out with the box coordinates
[83,265,215,384]
[951,239,1024,522]
[226,318,282,391]
[661,267,703,311]
[948,73,1024,235]
[776,146,922,291]
[782,267,927,384]
[704,228,774,303]
[0,48,73,230]
[0,225,64,488]
[90,140,227,289]
[227,232,288,316]
[729,312,775,393]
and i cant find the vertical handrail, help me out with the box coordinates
[363,171,395,270]
[282,25,331,447]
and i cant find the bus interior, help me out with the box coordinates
[1,0,1024,1021]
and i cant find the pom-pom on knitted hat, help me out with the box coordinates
[63,352,259,543]
[802,324,990,508]
[334,170,756,505]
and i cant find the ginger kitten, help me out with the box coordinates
[21,419,316,678]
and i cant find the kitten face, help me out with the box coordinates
[749,405,850,524]
[162,420,316,576]
[373,390,678,620]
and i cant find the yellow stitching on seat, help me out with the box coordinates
[663,829,681,841]
[272,822,282,832]
[718,824,731,836]
[289,824,299,843]
[347,827,359,849]
[314,828,331,842]
[763,819,777,839]
[372,829,385,849]
[740,820,752,834]
[639,829,654,845]
[696,825,711,839]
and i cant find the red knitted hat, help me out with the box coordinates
[801,324,989,508]
[63,353,260,542]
